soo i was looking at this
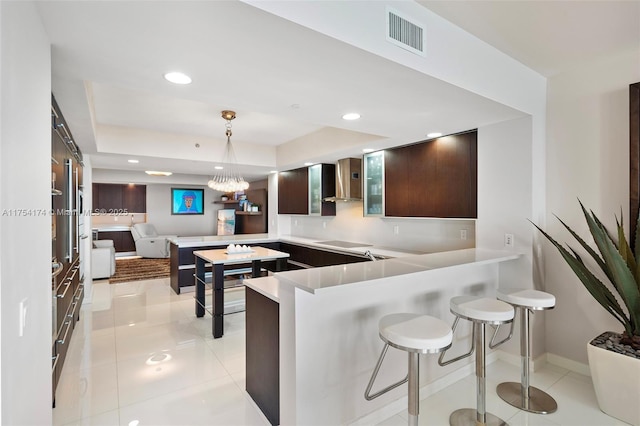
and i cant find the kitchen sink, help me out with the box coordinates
[315,240,372,248]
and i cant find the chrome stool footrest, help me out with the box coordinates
[364,313,453,426]
[364,344,408,401]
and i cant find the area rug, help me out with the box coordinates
[109,257,170,284]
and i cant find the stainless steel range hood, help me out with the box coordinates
[324,158,362,202]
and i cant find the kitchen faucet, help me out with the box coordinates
[364,250,377,261]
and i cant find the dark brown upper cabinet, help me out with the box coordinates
[384,131,477,218]
[93,183,147,213]
[278,164,336,216]
[278,167,309,215]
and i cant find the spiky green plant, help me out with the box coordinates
[531,201,640,350]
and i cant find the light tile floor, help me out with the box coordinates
[54,278,629,426]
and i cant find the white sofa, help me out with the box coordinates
[92,239,116,279]
[131,223,176,258]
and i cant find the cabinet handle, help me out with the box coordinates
[66,302,77,318]
[74,286,84,301]
[56,321,72,345]
[65,159,73,261]
[56,282,71,299]
[75,167,79,253]
[51,354,59,373]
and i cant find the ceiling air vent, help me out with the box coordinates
[386,7,425,57]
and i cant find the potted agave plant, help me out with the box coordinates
[532,201,640,425]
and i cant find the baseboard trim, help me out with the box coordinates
[349,352,499,426]
[546,352,591,376]
[496,349,547,371]
[497,350,591,376]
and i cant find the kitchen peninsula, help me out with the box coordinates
[243,248,521,426]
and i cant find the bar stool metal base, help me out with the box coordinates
[496,382,557,414]
[450,408,508,426]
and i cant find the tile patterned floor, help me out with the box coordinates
[53,278,629,426]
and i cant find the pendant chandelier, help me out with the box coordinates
[207,110,249,192]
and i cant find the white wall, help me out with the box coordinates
[545,47,640,364]
[145,184,220,236]
[285,202,475,253]
[477,116,541,357]
[0,2,52,423]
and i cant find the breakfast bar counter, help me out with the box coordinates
[243,248,522,426]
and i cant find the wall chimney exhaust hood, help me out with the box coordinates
[324,158,362,202]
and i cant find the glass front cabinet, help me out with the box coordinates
[308,164,322,215]
[364,151,384,216]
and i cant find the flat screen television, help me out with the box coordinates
[171,188,204,215]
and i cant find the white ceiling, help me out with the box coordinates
[418,0,640,77]
[37,0,640,185]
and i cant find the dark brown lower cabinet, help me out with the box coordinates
[97,230,136,252]
[52,257,83,407]
[246,287,279,426]
[279,242,370,268]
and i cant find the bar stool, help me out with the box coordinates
[495,288,557,414]
[438,296,514,426]
[365,313,453,426]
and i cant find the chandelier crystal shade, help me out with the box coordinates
[207,110,249,193]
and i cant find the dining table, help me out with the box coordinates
[193,246,290,338]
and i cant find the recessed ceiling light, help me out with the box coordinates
[304,162,314,166]
[427,132,443,138]
[269,170,278,174]
[145,170,173,176]
[362,148,374,153]
[128,159,139,164]
[214,166,224,170]
[342,113,361,121]
[163,71,192,85]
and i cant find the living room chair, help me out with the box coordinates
[92,239,116,279]
[131,223,176,258]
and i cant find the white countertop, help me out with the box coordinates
[279,235,423,259]
[193,246,289,265]
[243,276,281,302]
[244,248,521,299]
[169,233,278,248]
[92,225,132,231]
[168,233,420,259]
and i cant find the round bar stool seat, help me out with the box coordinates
[380,313,453,353]
[444,296,514,426]
[451,296,515,323]
[496,288,557,414]
[497,289,555,309]
[365,313,452,426]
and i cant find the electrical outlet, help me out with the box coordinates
[294,219,298,227]
[393,225,399,235]
[460,229,467,240]
[322,221,327,229]
[505,233,514,248]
